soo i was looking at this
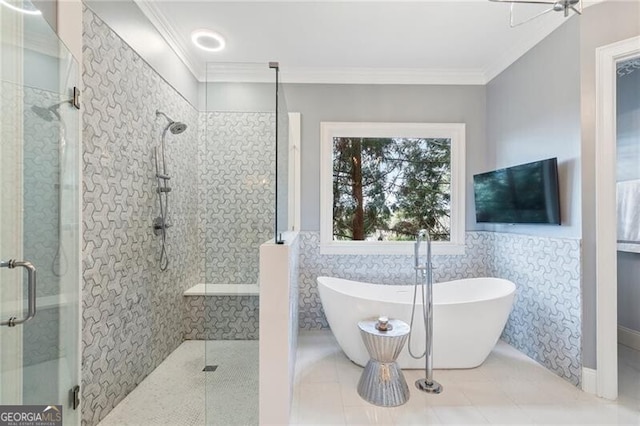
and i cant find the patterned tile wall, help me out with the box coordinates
[297,231,582,385]
[19,85,64,367]
[288,235,300,388]
[183,296,259,340]
[82,8,200,425]
[492,233,582,385]
[198,112,275,285]
[23,86,63,299]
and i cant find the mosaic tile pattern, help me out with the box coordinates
[82,8,199,425]
[492,233,582,386]
[198,112,275,285]
[12,84,66,367]
[288,235,300,385]
[297,231,492,329]
[183,295,259,340]
[297,231,582,385]
[23,87,64,299]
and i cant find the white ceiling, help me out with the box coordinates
[134,0,596,84]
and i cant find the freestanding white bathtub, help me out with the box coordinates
[317,276,516,369]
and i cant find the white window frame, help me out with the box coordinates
[319,122,466,255]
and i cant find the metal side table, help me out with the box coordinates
[357,317,410,407]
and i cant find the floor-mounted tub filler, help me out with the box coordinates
[317,275,516,370]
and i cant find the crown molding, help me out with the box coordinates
[280,67,487,85]
[203,66,486,85]
[133,0,204,81]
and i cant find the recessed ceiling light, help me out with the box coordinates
[0,0,41,15]
[191,29,226,53]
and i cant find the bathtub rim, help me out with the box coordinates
[317,276,516,306]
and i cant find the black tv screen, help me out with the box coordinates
[473,158,561,224]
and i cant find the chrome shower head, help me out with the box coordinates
[156,110,187,135]
[32,104,61,122]
[169,122,187,134]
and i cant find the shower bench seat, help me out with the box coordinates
[184,283,260,296]
[183,284,260,341]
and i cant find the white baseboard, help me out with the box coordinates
[582,368,597,395]
[618,325,640,352]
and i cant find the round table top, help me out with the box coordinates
[358,318,410,338]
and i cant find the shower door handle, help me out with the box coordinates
[0,259,37,327]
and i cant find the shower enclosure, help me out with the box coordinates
[0,4,81,422]
[198,62,289,425]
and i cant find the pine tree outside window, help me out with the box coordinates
[320,122,466,255]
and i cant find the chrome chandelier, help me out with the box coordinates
[489,0,583,27]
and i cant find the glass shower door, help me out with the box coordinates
[0,2,80,423]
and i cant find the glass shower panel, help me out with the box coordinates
[203,62,276,425]
[0,3,80,423]
[275,72,290,242]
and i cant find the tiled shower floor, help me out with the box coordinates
[97,335,640,426]
[98,340,258,426]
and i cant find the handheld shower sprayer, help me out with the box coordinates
[153,110,188,271]
[414,229,429,270]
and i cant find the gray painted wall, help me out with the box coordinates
[483,18,584,384]
[84,0,200,108]
[617,63,640,333]
[201,82,276,112]
[580,1,640,369]
[486,18,581,239]
[282,83,488,231]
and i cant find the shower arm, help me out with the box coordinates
[156,110,174,125]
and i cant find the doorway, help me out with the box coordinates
[595,35,640,400]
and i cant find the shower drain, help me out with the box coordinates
[203,365,218,372]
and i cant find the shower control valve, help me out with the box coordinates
[152,217,172,236]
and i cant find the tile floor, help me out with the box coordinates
[619,343,640,411]
[291,331,640,425]
[95,332,640,425]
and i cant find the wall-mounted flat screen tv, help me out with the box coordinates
[473,158,561,225]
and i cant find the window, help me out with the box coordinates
[320,122,466,255]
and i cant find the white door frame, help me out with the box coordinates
[595,35,640,400]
